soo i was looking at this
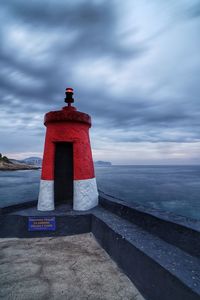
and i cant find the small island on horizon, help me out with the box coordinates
[94,160,112,167]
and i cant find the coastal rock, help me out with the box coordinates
[0,159,39,171]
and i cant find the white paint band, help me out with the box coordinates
[73,177,98,211]
[37,179,54,211]
[37,178,98,211]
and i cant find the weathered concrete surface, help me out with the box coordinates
[0,233,144,300]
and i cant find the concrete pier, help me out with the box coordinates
[0,233,144,300]
[0,194,199,300]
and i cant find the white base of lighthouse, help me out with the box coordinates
[37,178,98,211]
[73,178,98,211]
[37,180,54,211]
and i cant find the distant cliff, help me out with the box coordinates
[0,153,40,171]
[19,157,42,166]
[95,161,112,167]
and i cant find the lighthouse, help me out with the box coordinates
[37,88,98,211]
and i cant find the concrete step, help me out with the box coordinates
[92,207,200,300]
[99,192,200,258]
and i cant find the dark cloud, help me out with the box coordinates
[183,2,200,20]
[0,0,143,104]
[0,0,200,162]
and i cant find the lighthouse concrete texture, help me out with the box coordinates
[37,88,98,211]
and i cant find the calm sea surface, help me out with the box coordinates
[0,165,200,220]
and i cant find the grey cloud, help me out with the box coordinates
[183,1,200,20]
[1,0,142,59]
[0,0,143,108]
[0,0,200,160]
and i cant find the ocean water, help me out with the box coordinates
[0,170,40,207]
[0,165,200,220]
[96,165,200,220]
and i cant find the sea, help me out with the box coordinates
[0,165,200,220]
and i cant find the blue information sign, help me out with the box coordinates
[28,217,56,231]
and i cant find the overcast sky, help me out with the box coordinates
[0,0,200,164]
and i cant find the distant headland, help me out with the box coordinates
[0,154,41,171]
[94,161,112,167]
[0,154,112,170]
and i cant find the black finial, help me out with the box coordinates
[65,88,74,106]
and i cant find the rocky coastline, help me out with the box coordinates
[0,154,40,171]
[0,161,40,171]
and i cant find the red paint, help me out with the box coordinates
[41,106,95,181]
[44,107,91,126]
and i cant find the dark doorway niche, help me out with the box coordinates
[54,142,73,206]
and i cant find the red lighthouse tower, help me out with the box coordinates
[37,88,98,211]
